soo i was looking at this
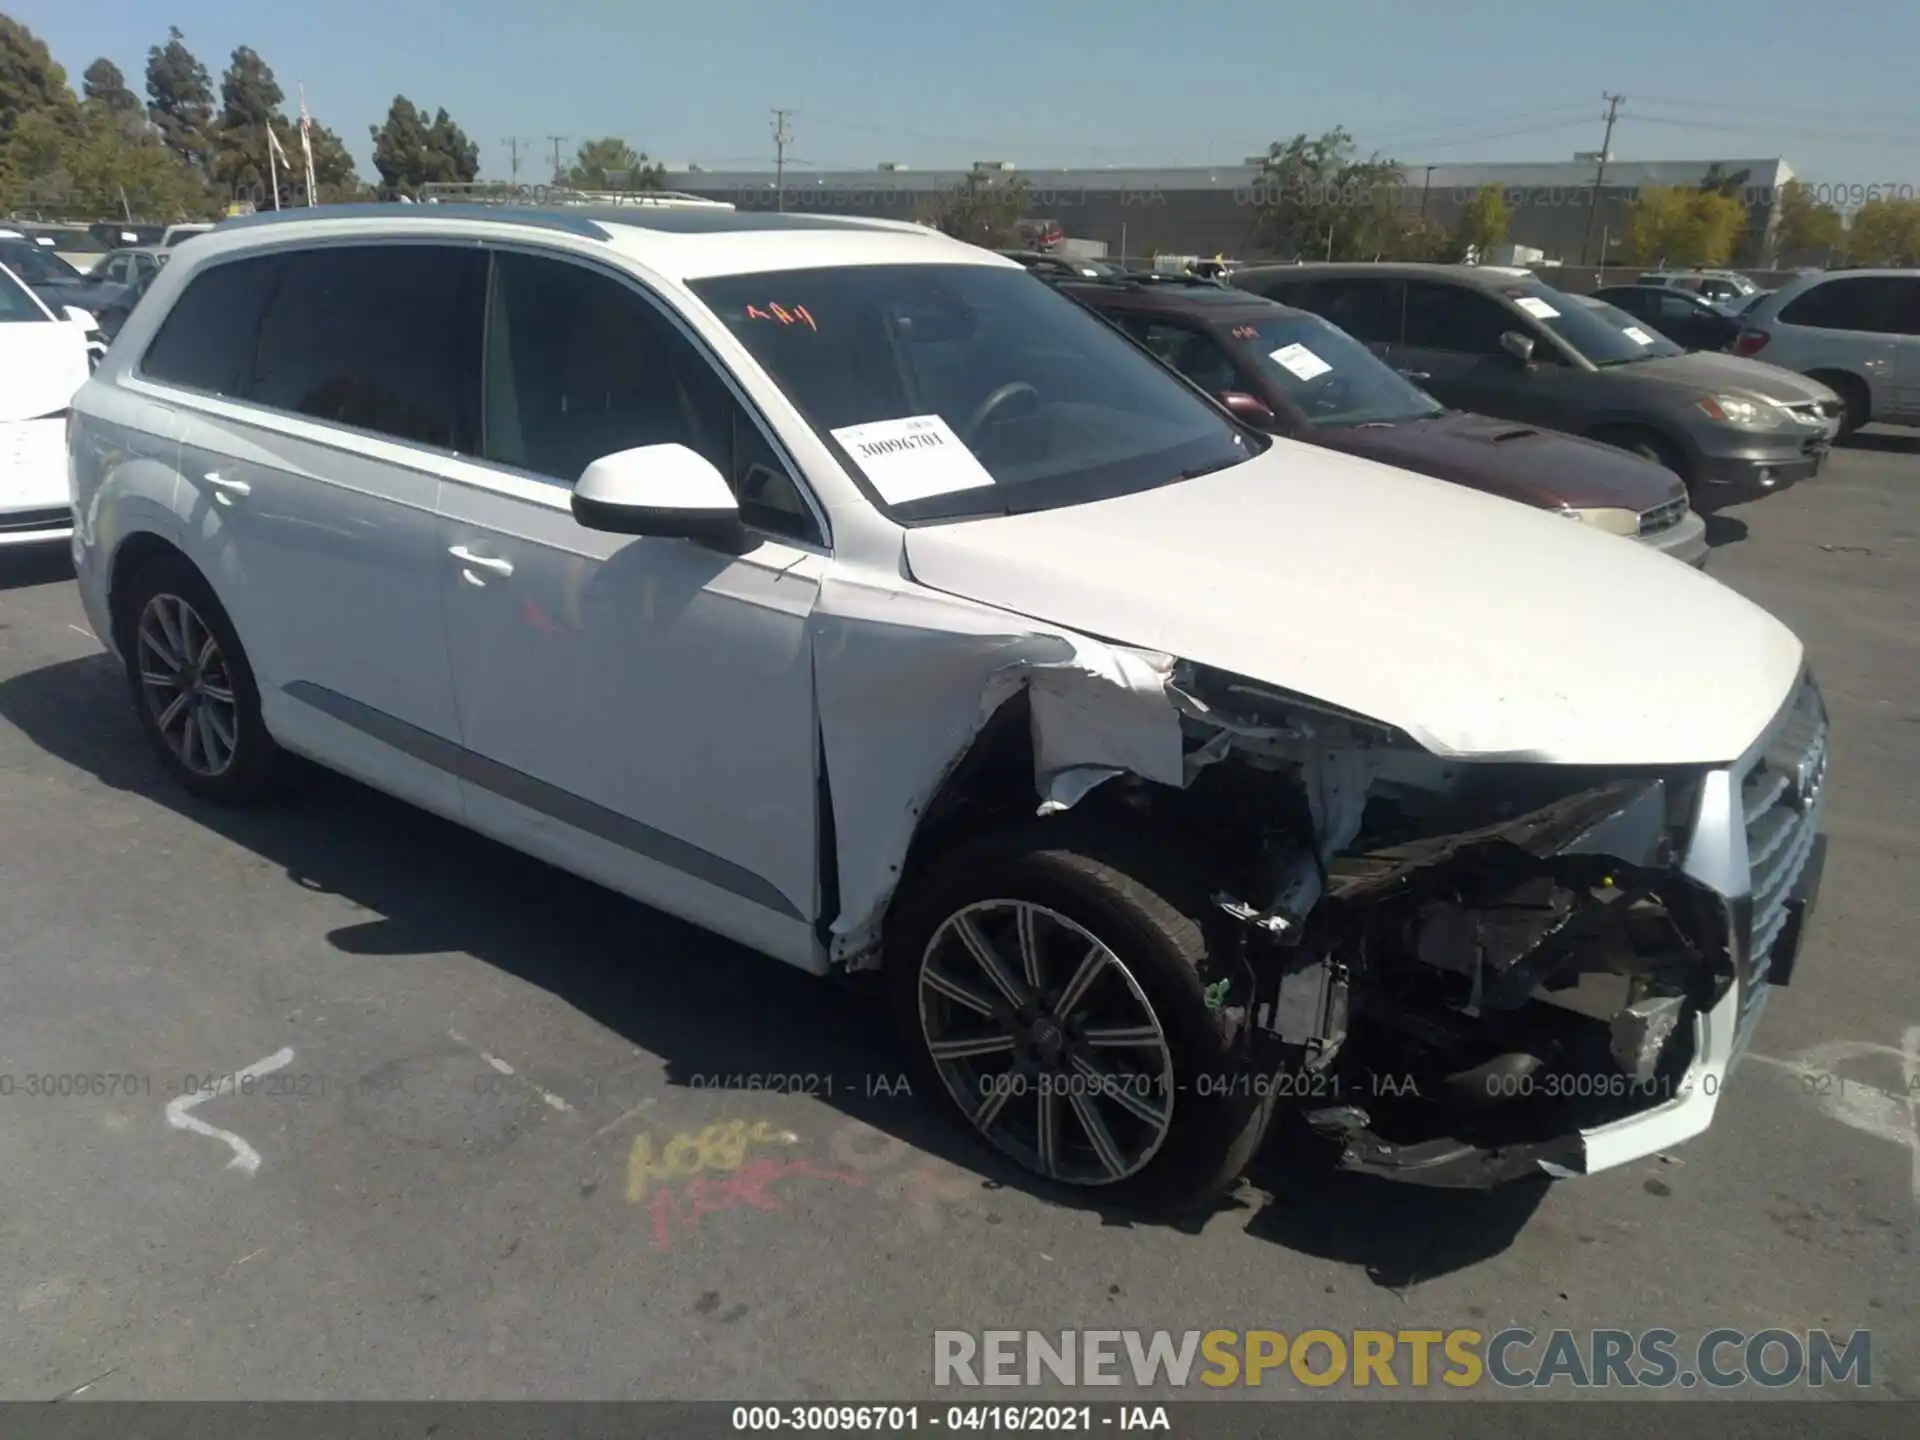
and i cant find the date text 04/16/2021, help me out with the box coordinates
[687,1073,914,1097]
[730,1405,1169,1431]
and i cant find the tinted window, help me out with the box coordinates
[1657,292,1706,321]
[1507,285,1674,365]
[1780,276,1913,334]
[1401,282,1515,354]
[249,245,486,450]
[140,255,281,394]
[1269,278,1403,344]
[484,251,820,543]
[0,265,49,323]
[1126,319,1243,393]
[691,264,1254,523]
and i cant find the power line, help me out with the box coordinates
[1579,93,1624,265]
[1631,111,1920,146]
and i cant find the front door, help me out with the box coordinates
[1396,280,1572,430]
[436,248,827,963]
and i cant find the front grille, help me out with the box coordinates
[1733,676,1829,1048]
[1638,496,1689,536]
[0,505,72,535]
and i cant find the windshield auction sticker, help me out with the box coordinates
[831,414,998,504]
[1514,296,1561,320]
[1269,343,1333,381]
[1623,326,1656,345]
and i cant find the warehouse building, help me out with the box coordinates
[660,156,1795,265]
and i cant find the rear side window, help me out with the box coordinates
[1779,276,1908,334]
[1262,279,1403,344]
[140,255,280,394]
[249,245,487,450]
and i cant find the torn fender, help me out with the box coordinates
[809,573,1186,966]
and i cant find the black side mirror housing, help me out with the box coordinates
[1499,330,1537,365]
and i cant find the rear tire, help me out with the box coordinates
[114,553,280,804]
[886,820,1279,1217]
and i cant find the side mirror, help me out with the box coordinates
[63,306,96,328]
[1499,330,1536,365]
[1215,390,1278,429]
[570,443,744,547]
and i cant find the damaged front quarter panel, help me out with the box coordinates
[811,582,1731,1188]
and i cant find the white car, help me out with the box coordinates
[1734,269,1920,436]
[68,206,1830,1210]
[2,263,90,547]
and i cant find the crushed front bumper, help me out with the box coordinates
[1333,674,1829,1186]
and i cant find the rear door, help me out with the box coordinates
[1885,276,1920,421]
[1776,277,1904,418]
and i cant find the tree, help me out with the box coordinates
[82,57,141,115]
[63,101,196,218]
[1773,180,1844,264]
[1624,185,1746,266]
[370,96,478,198]
[1846,197,1920,266]
[209,46,287,206]
[565,136,663,191]
[1455,185,1510,262]
[914,168,1031,247]
[0,15,78,137]
[146,26,214,170]
[1250,129,1407,261]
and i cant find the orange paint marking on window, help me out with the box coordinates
[744,303,819,331]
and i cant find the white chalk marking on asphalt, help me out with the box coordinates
[449,1030,575,1114]
[1750,1034,1920,1208]
[164,1046,294,1175]
[67,624,96,642]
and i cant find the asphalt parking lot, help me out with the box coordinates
[2,436,1917,1403]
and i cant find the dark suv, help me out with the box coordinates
[1054,273,1707,565]
[1233,263,1840,506]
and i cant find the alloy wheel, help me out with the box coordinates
[918,899,1177,1186]
[136,593,239,777]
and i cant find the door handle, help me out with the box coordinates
[1397,368,1432,381]
[203,471,251,497]
[448,545,513,577]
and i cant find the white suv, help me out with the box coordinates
[1734,269,1920,436]
[69,205,1830,1210]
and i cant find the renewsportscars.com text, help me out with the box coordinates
[932,1328,1872,1390]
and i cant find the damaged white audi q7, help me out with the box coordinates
[69,205,1829,1213]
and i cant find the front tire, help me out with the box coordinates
[114,553,279,804]
[886,822,1278,1216]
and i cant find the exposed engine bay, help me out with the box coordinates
[1085,661,1732,1186]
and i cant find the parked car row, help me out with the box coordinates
[55,204,1830,1213]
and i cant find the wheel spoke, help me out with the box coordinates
[953,913,1029,1009]
[1036,1090,1060,1176]
[1070,1054,1171,1129]
[922,967,998,1018]
[202,699,237,758]
[1081,1024,1163,1048]
[1067,1090,1128,1179]
[1051,942,1108,1021]
[1014,904,1044,991]
[181,706,205,771]
[927,1033,1017,1062]
[153,600,187,662]
[200,680,235,705]
[974,1083,1014,1132]
[156,689,193,732]
[138,628,182,673]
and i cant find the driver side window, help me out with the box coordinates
[1402,282,1520,356]
[482,251,822,546]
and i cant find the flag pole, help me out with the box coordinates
[299,85,319,206]
[267,124,282,210]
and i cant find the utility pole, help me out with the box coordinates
[547,136,569,185]
[1579,93,1624,266]
[502,136,526,184]
[1419,164,1436,219]
[772,109,793,212]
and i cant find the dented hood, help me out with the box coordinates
[903,440,1804,766]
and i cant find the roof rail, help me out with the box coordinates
[211,202,616,241]
[416,182,733,210]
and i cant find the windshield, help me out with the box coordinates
[1226,313,1443,426]
[0,240,82,285]
[1566,295,1687,358]
[0,265,51,322]
[1515,285,1680,365]
[691,263,1256,522]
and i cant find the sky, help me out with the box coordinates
[15,0,1920,189]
